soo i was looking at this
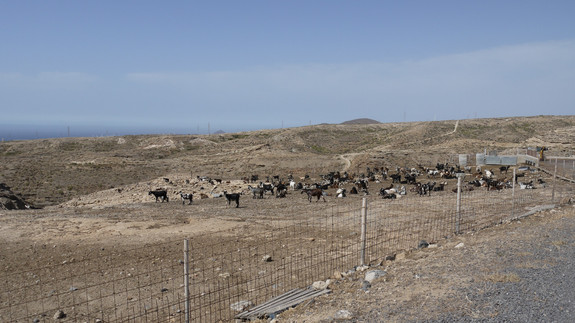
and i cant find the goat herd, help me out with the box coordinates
[147,163,543,208]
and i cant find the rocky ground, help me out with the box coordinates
[278,202,575,322]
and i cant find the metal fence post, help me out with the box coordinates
[455,173,463,234]
[552,158,557,202]
[512,167,516,218]
[184,239,190,323]
[360,197,367,266]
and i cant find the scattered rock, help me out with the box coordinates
[0,183,32,210]
[385,254,396,261]
[418,240,430,249]
[361,280,371,291]
[262,255,273,262]
[53,310,66,320]
[334,309,354,320]
[454,242,465,249]
[231,300,253,312]
[365,270,387,283]
[356,265,369,272]
[312,280,331,290]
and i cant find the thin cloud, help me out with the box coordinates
[3,40,574,130]
[122,40,575,122]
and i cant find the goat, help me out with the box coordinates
[537,178,547,188]
[301,188,326,202]
[427,169,439,178]
[484,170,494,179]
[276,188,287,198]
[356,179,369,190]
[379,184,396,196]
[260,182,275,195]
[404,173,417,184]
[223,191,240,208]
[275,182,288,198]
[179,192,193,205]
[485,179,504,191]
[209,178,222,185]
[433,181,447,191]
[247,185,264,199]
[149,190,169,203]
[415,182,431,196]
[499,165,510,174]
[336,188,346,198]
[519,180,535,189]
[390,173,401,183]
[382,193,397,199]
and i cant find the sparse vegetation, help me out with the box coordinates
[0,115,573,207]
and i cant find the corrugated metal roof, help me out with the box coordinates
[235,287,331,321]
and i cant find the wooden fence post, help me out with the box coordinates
[360,198,367,266]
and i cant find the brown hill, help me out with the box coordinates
[0,115,573,207]
[340,118,381,125]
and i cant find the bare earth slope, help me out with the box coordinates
[1,115,574,208]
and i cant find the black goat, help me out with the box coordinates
[223,191,240,208]
[149,190,169,203]
[275,183,288,198]
[301,188,326,202]
[260,182,275,195]
[500,165,510,174]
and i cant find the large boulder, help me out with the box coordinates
[0,183,32,210]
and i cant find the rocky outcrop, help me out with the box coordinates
[0,183,31,210]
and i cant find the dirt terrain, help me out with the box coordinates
[1,115,575,322]
[279,202,575,322]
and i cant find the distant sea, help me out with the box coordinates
[0,124,207,141]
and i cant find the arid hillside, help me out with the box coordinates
[1,115,574,208]
[1,115,574,323]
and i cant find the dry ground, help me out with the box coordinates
[1,116,575,321]
[278,203,575,322]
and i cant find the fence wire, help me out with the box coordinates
[1,176,573,322]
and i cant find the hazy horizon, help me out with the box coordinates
[2,114,573,141]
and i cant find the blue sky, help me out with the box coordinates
[1,1,575,138]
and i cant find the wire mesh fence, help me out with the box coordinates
[1,176,573,322]
[541,157,575,181]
